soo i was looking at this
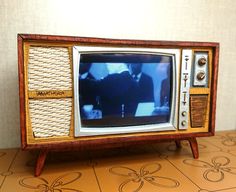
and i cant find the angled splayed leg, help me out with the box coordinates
[188,138,199,159]
[35,149,48,177]
[175,140,182,149]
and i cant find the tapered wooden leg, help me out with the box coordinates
[188,138,199,159]
[175,140,182,148]
[35,149,48,177]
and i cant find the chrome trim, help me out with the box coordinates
[178,49,192,130]
[73,46,180,137]
[193,52,208,87]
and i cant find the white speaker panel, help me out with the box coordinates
[29,98,72,138]
[28,46,72,91]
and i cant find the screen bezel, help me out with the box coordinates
[73,46,180,137]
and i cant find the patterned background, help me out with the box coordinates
[1,131,236,191]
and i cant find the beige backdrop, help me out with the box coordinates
[0,0,236,148]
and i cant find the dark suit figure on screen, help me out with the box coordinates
[129,63,154,102]
[160,78,170,106]
[79,63,98,118]
[160,64,171,107]
[98,63,139,118]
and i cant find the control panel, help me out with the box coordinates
[193,52,208,87]
[179,49,192,130]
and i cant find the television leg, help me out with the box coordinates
[35,149,48,177]
[175,140,182,148]
[188,138,199,159]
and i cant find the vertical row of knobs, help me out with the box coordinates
[181,111,187,126]
[197,57,207,81]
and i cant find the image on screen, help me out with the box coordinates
[78,52,172,127]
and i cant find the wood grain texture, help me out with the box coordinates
[210,46,220,134]
[19,33,219,48]
[35,149,48,177]
[18,35,27,149]
[18,34,219,149]
[189,49,212,132]
[190,95,208,127]
[17,34,219,161]
[24,132,213,151]
[188,138,199,159]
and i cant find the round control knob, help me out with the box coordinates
[198,57,207,66]
[197,71,206,81]
[182,111,187,117]
[181,121,187,126]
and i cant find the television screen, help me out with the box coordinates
[78,52,173,128]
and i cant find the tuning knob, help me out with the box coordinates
[182,111,187,117]
[181,120,187,126]
[198,57,207,66]
[197,72,206,81]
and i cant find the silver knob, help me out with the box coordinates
[181,121,187,126]
[182,111,187,117]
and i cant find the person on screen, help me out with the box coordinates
[160,64,171,107]
[79,63,99,118]
[129,63,154,102]
[97,63,139,118]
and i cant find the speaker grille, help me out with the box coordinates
[29,98,72,138]
[28,46,72,90]
[190,95,208,127]
[27,46,73,138]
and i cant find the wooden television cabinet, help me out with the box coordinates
[18,34,219,176]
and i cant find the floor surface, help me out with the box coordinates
[1,131,236,192]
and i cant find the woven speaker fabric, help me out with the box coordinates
[28,46,72,90]
[29,98,72,137]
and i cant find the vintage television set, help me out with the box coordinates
[18,34,219,176]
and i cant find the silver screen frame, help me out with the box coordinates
[73,46,180,137]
